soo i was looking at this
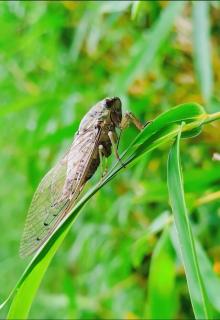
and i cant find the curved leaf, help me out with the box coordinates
[167,125,212,319]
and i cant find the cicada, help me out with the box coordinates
[20,97,144,258]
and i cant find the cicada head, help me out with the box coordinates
[80,97,122,132]
[103,97,122,127]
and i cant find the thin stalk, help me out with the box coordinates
[203,111,220,124]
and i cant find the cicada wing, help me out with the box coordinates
[19,128,101,258]
[19,157,69,258]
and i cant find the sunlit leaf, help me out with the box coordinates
[192,1,213,103]
[146,228,177,319]
[167,125,212,319]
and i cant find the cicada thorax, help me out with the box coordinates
[99,122,116,154]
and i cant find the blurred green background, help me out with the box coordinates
[0,1,220,319]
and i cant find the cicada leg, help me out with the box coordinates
[108,131,126,168]
[98,144,108,179]
[120,112,145,131]
[110,112,150,167]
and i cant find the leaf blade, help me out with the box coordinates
[167,125,212,319]
[113,1,185,93]
[147,228,177,319]
[192,1,213,103]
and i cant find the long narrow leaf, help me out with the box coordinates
[171,227,220,315]
[192,1,213,103]
[167,125,212,319]
[147,228,176,319]
[113,1,185,92]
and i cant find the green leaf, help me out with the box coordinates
[113,1,185,92]
[195,242,220,314]
[171,228,220,316]
[6,182,106,319]
[167,125,212,319]
[192,1,213,103]
[146,228,177,319]
[131,1,142,20]
[70,4,98,62]
[132,211,171,268]
[7,227,70,319]
[122,102,205,164]
[181,126,202,139]
[132,102,205,146]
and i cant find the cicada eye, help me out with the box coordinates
[105,97,121,109]
[105,98,112,109]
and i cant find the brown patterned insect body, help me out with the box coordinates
[61,97,121,200]
[20,97,122,257]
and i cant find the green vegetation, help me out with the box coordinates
[0,1,220,319]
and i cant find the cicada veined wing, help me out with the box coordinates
[19,127,101,258]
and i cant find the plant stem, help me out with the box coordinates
[181,111,220,134]
[203,111,220,124]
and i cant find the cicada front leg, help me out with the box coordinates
[120,112,145,131]
[104,112,149,172]
[111,112,150,167]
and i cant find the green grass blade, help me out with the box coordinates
[192,1,213,103]
[132,102,205,146]
[171,227,220,316]
[195,241,220,314]
[132,211,171,268]
[167,125,212,319]
[6,181,109,319]
[147,228,177,319]
[121,102,206,165]
[131,0,142,20]
[7,227,70,319]
[114,1,185,92]
[70,3,99,62]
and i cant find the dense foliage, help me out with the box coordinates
[0,1,220,319]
